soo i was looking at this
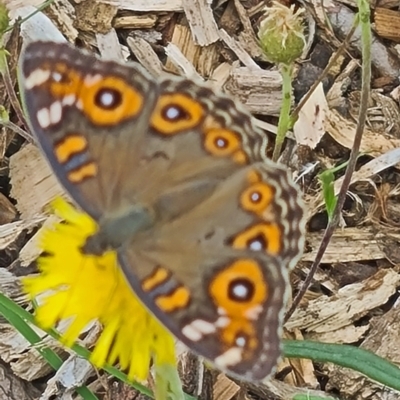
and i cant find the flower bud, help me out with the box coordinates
[258,2,306,65]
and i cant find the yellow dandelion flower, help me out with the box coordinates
[23,197,176,382]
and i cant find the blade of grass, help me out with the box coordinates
[0,294,99,400]
[284,340,400,392]
[0,292,197,400]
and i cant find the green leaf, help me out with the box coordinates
[318,169,337,221]
[284,340,400,392]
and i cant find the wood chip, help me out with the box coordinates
[113,14,157,29]
[101,0,183,12]
[294,82,328,149]
[165,43,203,80]
[74,0,118,34]
[96,29,125,60]
[46,0,78,42]
[374,7,400,42]
[9,144,65,220]
[213,374,240,400]
[127,36,164,77]
[165,21,220,77]
[326,109,400,158]
[224,67,283,115]
[41,356,94,400]
[218,28,259,69]
[0,218,43,252]
[4,0,42,9]
[183,0,219,46]
[286,269,400,337]
[303,227,385,263]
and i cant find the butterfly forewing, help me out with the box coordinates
[21,42,159,219]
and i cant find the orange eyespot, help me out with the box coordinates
[150,93,204,134]
[80,75,143,125]
[220,320,258,351]
[48,63,82,97]
[231,223,282,255]
[209,259,268,317]
[203,128,247,164]
[240,181,274,216]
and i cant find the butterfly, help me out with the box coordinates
[20,41,305,381]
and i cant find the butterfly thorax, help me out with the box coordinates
[82,206,154,255]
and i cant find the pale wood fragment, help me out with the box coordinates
[282,329,319,388]
[165,22,219,77]
[224,67,283,115]
[165,43,203,80]
[213,374,240,400]
[4,0,42,7]
[218,29,259,69]
[209,61,237,91]
[326,109,400,158]
[0,218,43,253]
[46,0,78,41]
[0,321,65,380]
[113,14,157,29]
[19,215,59,267]
[374,7,400,42]
[96,29,125,60]
[183,0,219,46]
[286,269,400,336]
[101,0,183,12]
[307,324,369,343]
[303,227,385,263]
[294,82,328,149]
[41,356,94,399]
[9,144,65,220]
[74,0,118,34]
[127,36,164,77]
[247,378,334,399]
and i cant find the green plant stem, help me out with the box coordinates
[272,63,293,162]
[285,1,371,322]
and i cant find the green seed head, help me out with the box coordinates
[258,2,306,65]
